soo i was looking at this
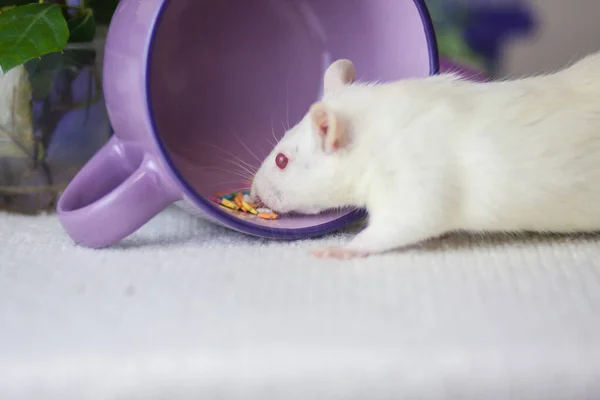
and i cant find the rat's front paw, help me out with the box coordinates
[311,247,370,260]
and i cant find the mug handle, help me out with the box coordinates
[57,136,181,248]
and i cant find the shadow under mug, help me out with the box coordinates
[56,0,473,248]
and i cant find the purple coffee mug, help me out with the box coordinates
[57,0,447,248]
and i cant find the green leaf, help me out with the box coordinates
[0,0,35,8]
[67,8,96,43]
[0,4,69,74]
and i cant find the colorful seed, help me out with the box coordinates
[219,192,235,200]
[242,201,258,215]
[258,212,278,220]
[220,198,239,210]
[214,191,278,220]
[233,192,244,208]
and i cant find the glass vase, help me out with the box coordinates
[0,41,112,214]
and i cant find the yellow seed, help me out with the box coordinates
[220,198,239,210]
[242,201,258,215]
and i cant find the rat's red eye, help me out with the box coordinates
[275,153,289,170]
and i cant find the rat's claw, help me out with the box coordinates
[311,247,370,260]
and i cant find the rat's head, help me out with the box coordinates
[251,59,357,214]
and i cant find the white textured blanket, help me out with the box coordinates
[1,207,600,399]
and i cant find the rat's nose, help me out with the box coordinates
[252,194,264,206]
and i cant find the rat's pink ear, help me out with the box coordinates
[308,102,347,153]
[323,59,356,92]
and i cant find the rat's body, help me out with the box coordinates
[251,54,600,258]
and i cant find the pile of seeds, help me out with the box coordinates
[211,191,278,220]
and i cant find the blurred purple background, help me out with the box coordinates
[429,0,600,77]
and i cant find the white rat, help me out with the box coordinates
[251,53,600,259]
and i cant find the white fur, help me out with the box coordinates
[252,53,600,256]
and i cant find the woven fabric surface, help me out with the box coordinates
[1,207,600,399]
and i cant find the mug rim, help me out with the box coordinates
[143,0,439,239]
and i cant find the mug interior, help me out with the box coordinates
[147,0,437,233]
